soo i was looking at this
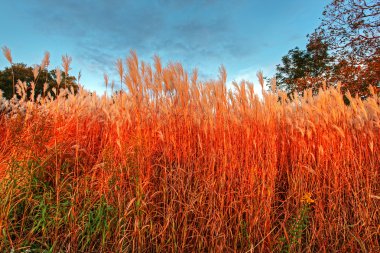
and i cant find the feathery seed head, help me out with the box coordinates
[257,71,264,90]
[2,46,13,64]
[55,67,62,86]
[116,59,123,81]
[154,55,162,74]
[32,65,40,80]
[62,54,72,75]
[41,51,50,69]
[219,65,227,85]
[104,73,109,89]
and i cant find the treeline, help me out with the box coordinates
[1,0,379,100]
[0,50,78,100]
[275,0,379,97]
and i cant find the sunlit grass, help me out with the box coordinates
[0,52,379,252]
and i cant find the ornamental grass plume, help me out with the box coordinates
[2,46,12,64]
[32,64,40,81]
[55,67,62,88]
[62,54,72,89]
[257,70,265,91]
[104,73,109,93]
[116,58,123,91]
[41,51,50,70]
[2,46,15,96]
[40,52,51,86]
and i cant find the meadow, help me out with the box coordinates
[0,52,379,252]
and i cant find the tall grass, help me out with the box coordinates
[0,51,379,252]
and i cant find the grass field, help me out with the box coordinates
[0,53,379,252]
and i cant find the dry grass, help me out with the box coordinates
[0,52,379,252]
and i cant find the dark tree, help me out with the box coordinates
[0,63,78,100]
[275,33,333,94]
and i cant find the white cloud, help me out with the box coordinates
[227,64,276,97]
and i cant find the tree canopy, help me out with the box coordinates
[319,0,379,61]
[276,33,333,95]
[275,0,380,97]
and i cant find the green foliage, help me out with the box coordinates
[275,33,332,95]
[278,204,312,253]
[0,63,78,100]
[1,159,58,251]
[79,196,116,251]
[0,157,121,252]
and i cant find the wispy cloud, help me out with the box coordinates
[1,0,327,92]
[27,0,253,68]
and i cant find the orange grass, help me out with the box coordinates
[0,52,379,252]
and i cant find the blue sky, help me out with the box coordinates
[0,0,326,94]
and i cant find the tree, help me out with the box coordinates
[0,63,78,100]
[319,0,380,60]
[332,48,380,97]
[275,33,333,95]
[276,1,380,98]
[317,0,380,97]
